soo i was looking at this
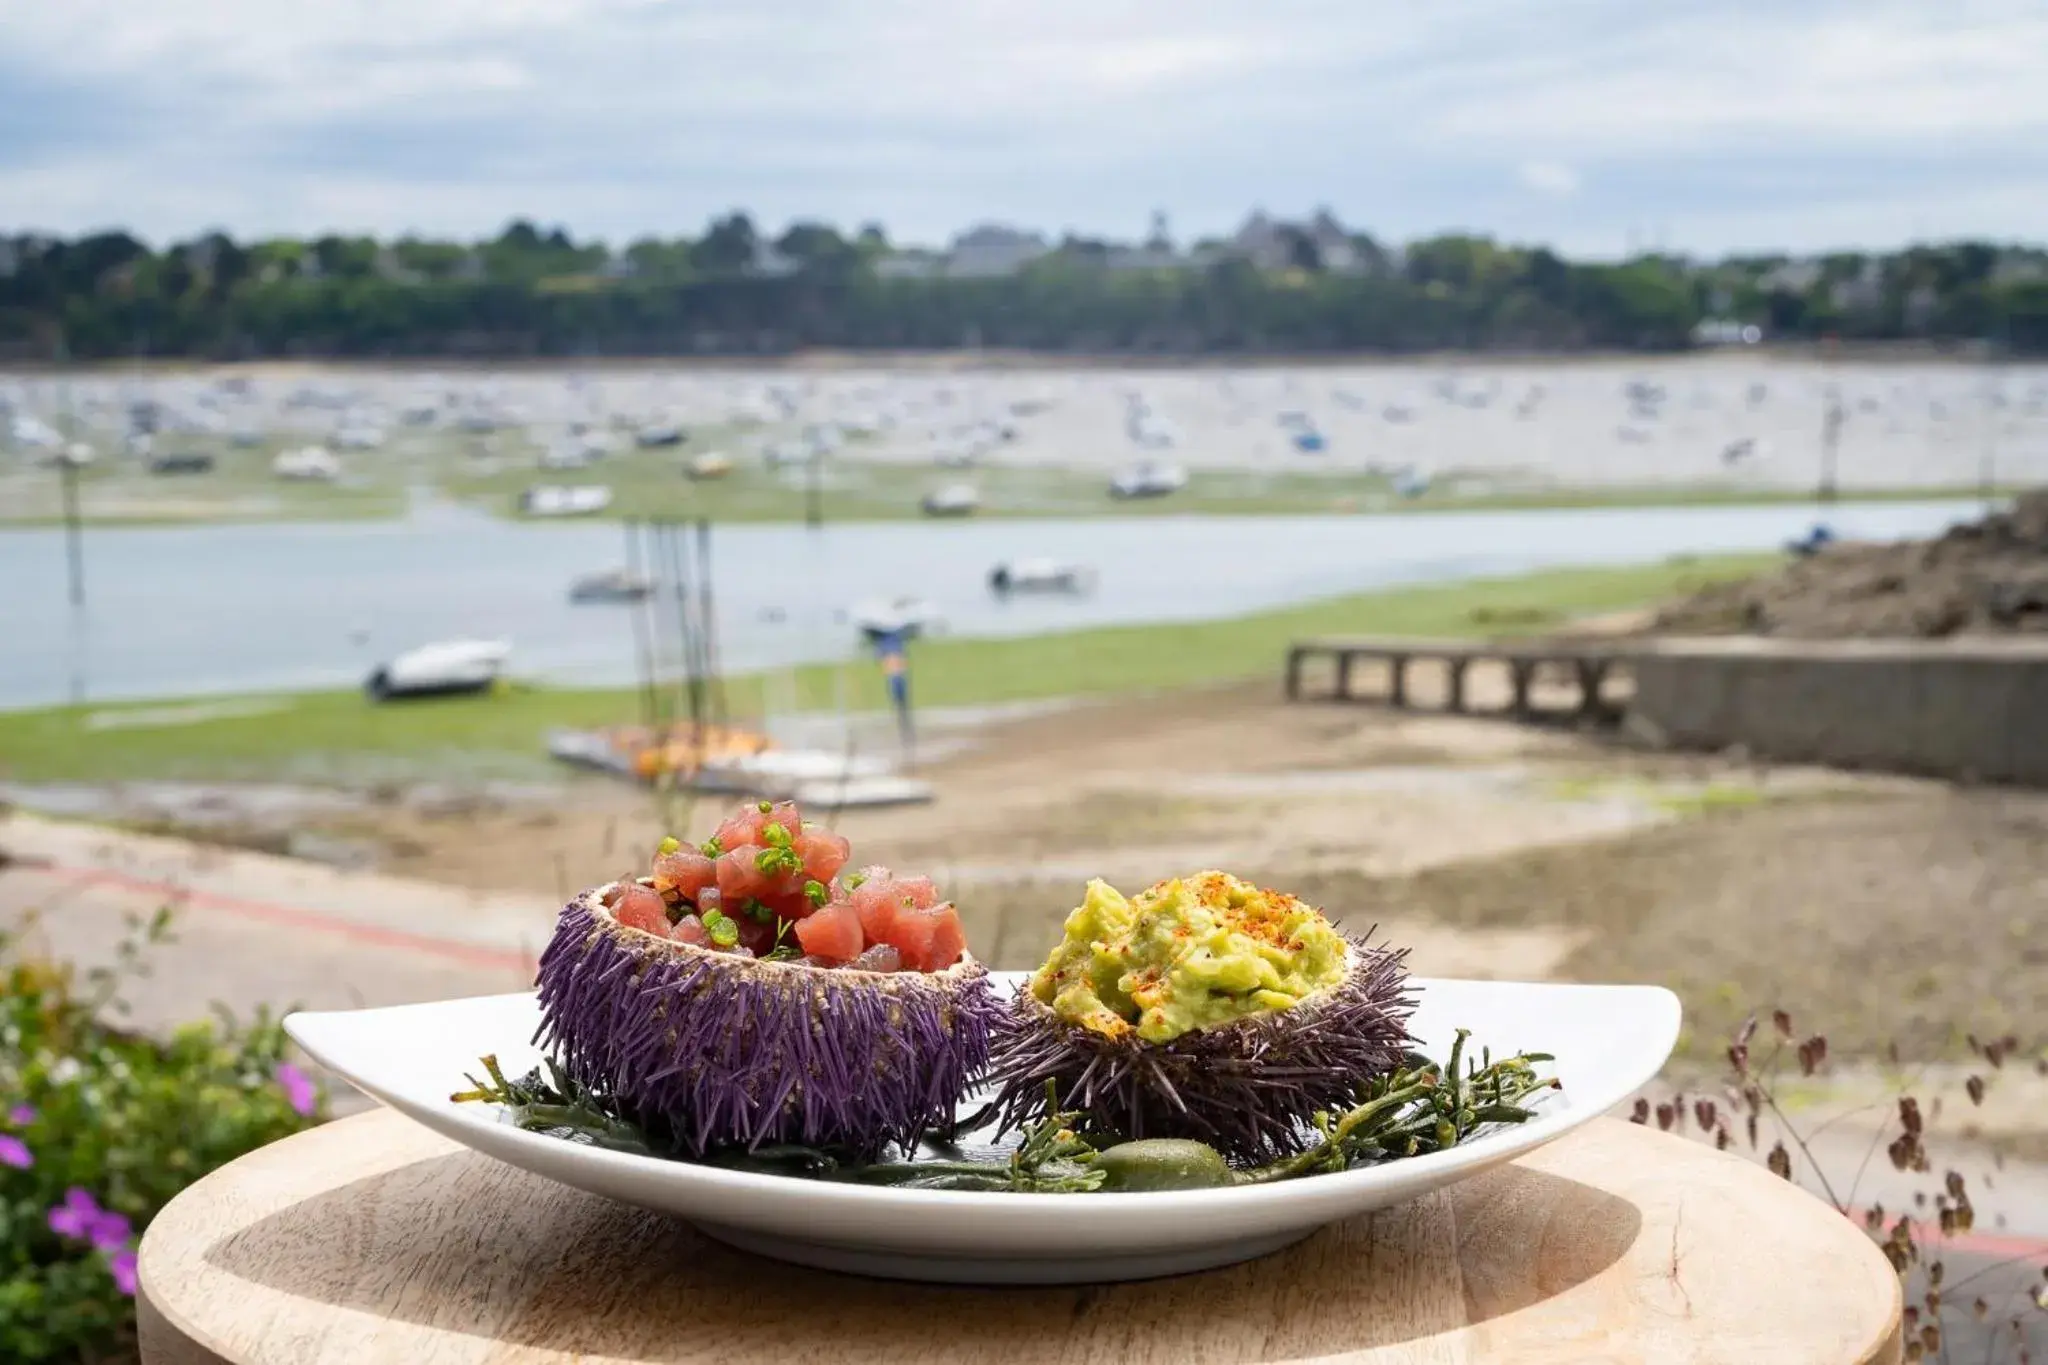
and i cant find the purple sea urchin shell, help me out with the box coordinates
[982,934,1415,1163]
[535,885,999,1159]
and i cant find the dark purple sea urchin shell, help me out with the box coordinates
[535,885,1000,1158]
[982,934,1415,1163]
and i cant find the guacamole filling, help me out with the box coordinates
[1028,872,1347,1043]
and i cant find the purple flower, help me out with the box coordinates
[89,1209,134,1252]
[48,1188,102,1240]
[6,1105,34,1126]
[275,1062,318,1117]
[0,1135,31,1169]
[107,1248,138,1297]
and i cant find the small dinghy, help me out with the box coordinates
[365,639,510,702]
[568,568,654,604]
[1108,460,1187,500]
[988,557,1097,595]
[920,483,981,517]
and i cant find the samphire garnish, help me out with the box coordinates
[451,1030,1558,1192]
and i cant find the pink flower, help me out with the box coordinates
[0,1135,31,1169]
[48,1188,102,1239]
[6,1105,34,1126]
[89,1209,134,1252]
[275,1062,318,1117]
[107,1248,138,1297]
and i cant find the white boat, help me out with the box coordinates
[920,483,980,517]
[365,639,509,702]
[851,596,945,640]
[988,557,1096,595]
[762,440,816,469]
[539,439,604,470]
[37,442,95,469]
[273,446,341,482]
[520,485,613,517]
[9,415,59,450]
[568,568,654,604]
[1108,460,1187,500]
[685,451,733,480]
[1127,416,1178,449]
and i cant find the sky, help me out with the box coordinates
[2,0,2045,259]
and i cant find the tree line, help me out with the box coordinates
[1,216,2043,359]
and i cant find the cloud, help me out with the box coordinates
[1517,161,1580,198]
[0,0,2045,255]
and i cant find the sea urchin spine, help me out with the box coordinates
[535,887,1001,1159]
[982,935,1415,1163]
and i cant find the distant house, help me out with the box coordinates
[599,253,638,280]
[1990,252,2048,286]
[1759,260,1822,295]
[1230,212,1296,272]
[1305,210,1362,274]
[1827,259,1884,314]
[1103,243,1181,271]
[875,251,944,280]
[11,234,54,272]
[1903,284,1940,333]
[183,237,220,278]
[98,260,142,296]
[0,239,18,279]
[749,239,801,278]
[372,247,423,285]
[944,225,1050,278]
[1106,211,1184,271]
[451,250,486,283]
[1223,208,1366,274]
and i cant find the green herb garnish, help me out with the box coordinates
[754,845,802,877]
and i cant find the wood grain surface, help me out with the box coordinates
[137,1112,1901,1365]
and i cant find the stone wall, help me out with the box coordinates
[1627,637,2048,785]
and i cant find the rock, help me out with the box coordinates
[1653,489,2048,639]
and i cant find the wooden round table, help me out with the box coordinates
[138,1110,1901,1364]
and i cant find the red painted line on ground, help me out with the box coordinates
[31,861,538,975]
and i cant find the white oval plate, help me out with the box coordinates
[286,975,1677,1284]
